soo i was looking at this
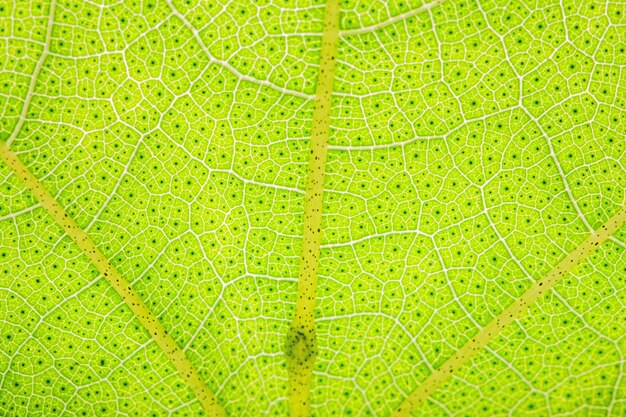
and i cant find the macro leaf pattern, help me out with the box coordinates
[1,0,625,416]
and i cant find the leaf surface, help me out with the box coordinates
[1,0,625,416]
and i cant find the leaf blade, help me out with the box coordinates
[391,205,626,416]
[0,141,226,416]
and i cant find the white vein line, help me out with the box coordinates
[164,0,314,101]
[0,203,42,221]
[84,138,143,232]
[327,106,514,151]
[320,229,433,249]
[609,236,626,249]
[520,108,593,234]
[339,0,444,37]
[6,0,57,147]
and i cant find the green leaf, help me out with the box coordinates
[1,0,625,416]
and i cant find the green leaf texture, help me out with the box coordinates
[1,0,625,416]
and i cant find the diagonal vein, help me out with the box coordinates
[164,0,314,101]
[339,0,444,37]
[391,204,626,417]
[7,0,56,147]
[284,0,339,416]
[0,141,227,417]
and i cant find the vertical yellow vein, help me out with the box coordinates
[391,205,626,417]
[284,1,339,416]
[0,141,227,417]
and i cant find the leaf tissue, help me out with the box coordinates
[1,0,625,416]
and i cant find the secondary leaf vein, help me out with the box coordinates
[0,141,227,417]
[391,204,626,417]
